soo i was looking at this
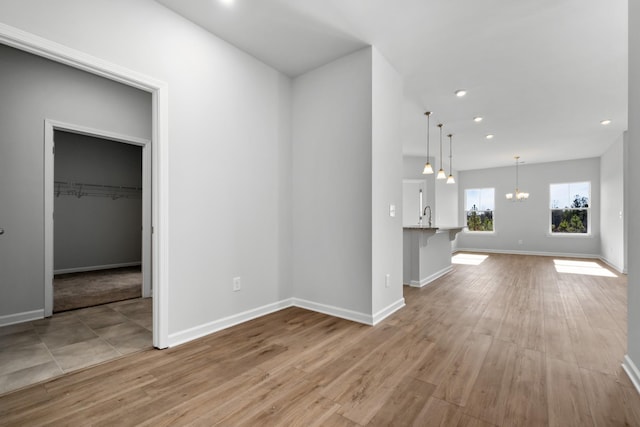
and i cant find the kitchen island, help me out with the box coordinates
[402,226,464,287]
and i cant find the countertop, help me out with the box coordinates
[403,226,464,231]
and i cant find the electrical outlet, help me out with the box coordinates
[518,239,523,245]
[233,276,241,292]
[385,274,391,288]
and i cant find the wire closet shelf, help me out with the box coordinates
[54,181,142,200]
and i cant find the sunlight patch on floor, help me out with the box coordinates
[553,259,617,277]
[452,253,488,265]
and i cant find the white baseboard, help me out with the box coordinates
[372,298,405,325]
[0,309,44,327]
[54,262,141,275]
[455,247,601,259]
[167,298,294,347]
[623,355,640,395]
[599,256,625,275]
[292,297,373,325]
[409,266,453,288]
[168,296,408,348]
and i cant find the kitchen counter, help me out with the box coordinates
[402,226,464,287]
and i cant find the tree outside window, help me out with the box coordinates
[550,182,590,234]
[465,188,494,232]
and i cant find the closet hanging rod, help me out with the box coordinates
[54,181,142,191]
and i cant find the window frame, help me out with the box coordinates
[464,187,496,234]
[549,181,591,236]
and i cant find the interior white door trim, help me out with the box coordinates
[45,121,152,314]
[0,22,170,349]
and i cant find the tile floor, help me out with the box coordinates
[0,298,152,395]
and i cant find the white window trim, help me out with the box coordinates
[464,187,496,233]
[549,181,591,236]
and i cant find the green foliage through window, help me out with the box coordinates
[465,188,495,232]
[466,204,494,232]
[550,182,590,234]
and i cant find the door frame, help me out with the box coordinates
[0,23,170,348]
[45,122,152,314]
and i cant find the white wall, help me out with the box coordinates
[0,0,293,340]
[456,158,601,257]
[54,131,142,272]
[292,47,404,322]
[600,133,626,273]
[0,42,151,319]
[627,0,640,389]
[435,165,459,228]
[292,47,373,318]
[403,156,436,222]
[371,48,404,316]
[402,180,427,226]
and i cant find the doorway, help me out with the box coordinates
[44,122,152,317]
[1,24,168,348]
[52,130,146,312]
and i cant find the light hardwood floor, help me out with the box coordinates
[1,254,638,426]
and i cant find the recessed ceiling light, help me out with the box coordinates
[485,134,494,140]
[455,89,467,97]
[473,116,483,123]
[600,119,612,125]
[219,0,234,5]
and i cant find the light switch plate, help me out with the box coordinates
[389,204,396,217]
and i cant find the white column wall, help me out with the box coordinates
[625,0,640,391]
[371,48,404,318]
[600,133,626,273]
[292,48,373,320]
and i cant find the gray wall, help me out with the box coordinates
[402,180,428,226]
[628,0,640,384]
[292,47,404,320]
[403,156,436,224]
[292,47,373,316]
[54,131,142,272]
[371,48,404,315]
[599,133,626,272]
[456,157,601,256]
[0,43,151,319]
[0,0,292,339]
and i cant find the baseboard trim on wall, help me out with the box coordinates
[622,354,640,395]
[0,309,44,327]
[54,262,142,275]
[455,247,601,259]
[167,296,407,348]
[167,298,294,348]
[599,256,625,275]
[372,298,405,325]
[408,266,453,288]
[292,298,374,326]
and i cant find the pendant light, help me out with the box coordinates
[505,156,529,201]
[446,133,455,184]
[422,111,434,174]
[436,123,446,179]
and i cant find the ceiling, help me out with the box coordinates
[156,0,628,171]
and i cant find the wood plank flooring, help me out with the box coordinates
[1,253,638,426]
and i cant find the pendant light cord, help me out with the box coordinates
[425,112,431,159]
[448,134,453,173]
[438,123,443,169]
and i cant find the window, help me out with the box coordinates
[549,181,590,234]
[464,188,495,232]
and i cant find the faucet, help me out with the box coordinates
[423,205,432,227]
